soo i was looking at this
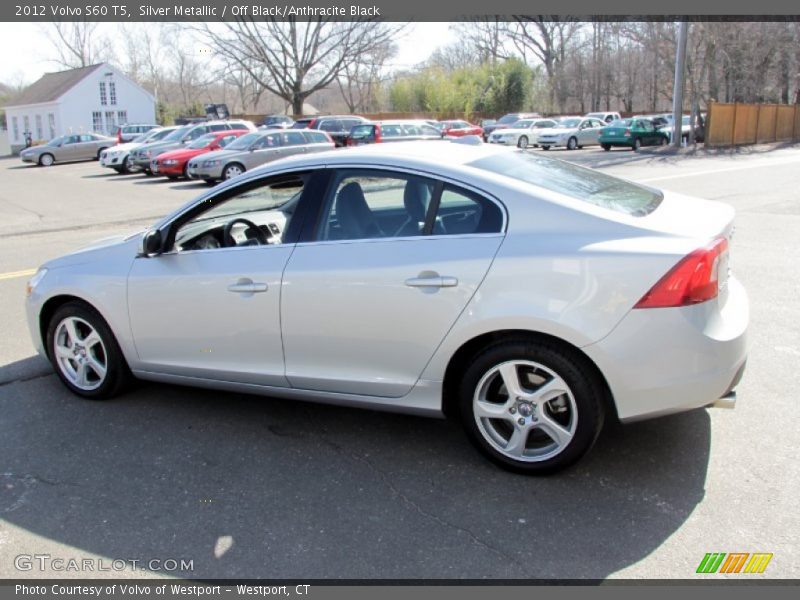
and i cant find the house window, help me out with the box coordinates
[11,117,19,142]
[23,115,30,137]
[99,82,107,106]
[35,115,43,140]
[48,113,56,139]
[117,110,127,125]
[105,111,116,135]
[109,82,117,105]
[92,111,103,132]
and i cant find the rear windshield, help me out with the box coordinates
[470,152,662,216]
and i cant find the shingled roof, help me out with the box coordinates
[5,64,104,107]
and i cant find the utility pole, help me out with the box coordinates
[672,22,689,148]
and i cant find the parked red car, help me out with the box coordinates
[151,130,249,179]
[440,120,483,138]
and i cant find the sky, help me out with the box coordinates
[0,22,455,86]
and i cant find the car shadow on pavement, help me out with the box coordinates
[169,182,212,191]
[0,357,711,580]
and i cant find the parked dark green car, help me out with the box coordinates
[599,118,669,151]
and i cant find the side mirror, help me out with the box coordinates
[139,230,163,257]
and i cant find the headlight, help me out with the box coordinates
[203,160,221,167]
[26,268,48,297]
[163,159,177,165]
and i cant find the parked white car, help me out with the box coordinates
[99,127,179,173]
[487,118,559,148]
[537,117,607,150]
[585,111,622,124]
[25,142,747,474]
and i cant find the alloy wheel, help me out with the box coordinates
[53,316,108,391]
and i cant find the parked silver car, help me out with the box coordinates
[25,142,748,474]
[19,133,116,166]
[536,117,606,150]
[187,129,334,183]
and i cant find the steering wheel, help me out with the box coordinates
[222,218,268,247]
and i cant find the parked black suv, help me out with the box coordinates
[292,115,367,147]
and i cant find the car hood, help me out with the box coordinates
[190,148,241,162]
[158,147,205,161]
[105,141,143,153]
[43,232,143,270]
[537,127,577,136]
[20,146,48,156]
[137,140,182,154]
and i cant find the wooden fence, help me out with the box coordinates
[706,102,800,147]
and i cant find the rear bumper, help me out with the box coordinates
[584,277,749,422]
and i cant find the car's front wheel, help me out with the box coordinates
[39,153,54,167]
[223,163,245,180]
[459,339,604,474]
[517,136,529,149]
[46,302,132,400]
[566,137,578,150]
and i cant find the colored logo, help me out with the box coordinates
[696,552,773,574]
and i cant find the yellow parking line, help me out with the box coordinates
[0,268,37,281]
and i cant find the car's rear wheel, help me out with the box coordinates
[602,144,611,151]
[541,145,550,151]
[659,137,668,146]
[46,302,132,400]
[459,339,604,474]
[632,138,642,151]
[566,137,578,150]
[517,136,529,149]
[223,163,245,180]
[39,153,54,167]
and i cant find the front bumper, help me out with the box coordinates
[20,155,36,163]
[584,276,749,422]
[187,162,222,180]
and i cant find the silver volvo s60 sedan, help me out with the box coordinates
[25,142,748,473]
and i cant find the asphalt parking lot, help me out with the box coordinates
[0,144,798,580]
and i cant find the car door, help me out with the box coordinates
[126,172,313,386]
[242,132,283,170]
[579,119,602,145]
[279,131,312,158]
[58,135,81,160]
[281,169,506,398]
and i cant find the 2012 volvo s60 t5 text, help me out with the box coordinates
[25,142,748,473]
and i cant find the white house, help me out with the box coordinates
[3,63,156,154]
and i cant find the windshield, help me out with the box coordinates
[513,120,533,128]
[47,136,64,146]
[188,133,218,149]
[162,126,189,142]
[498,115,521,124]
[470,152,662,216]
[226,132,261,151]
[558,118,581,128]
[609,119,633,127]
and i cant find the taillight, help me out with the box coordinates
[634,237,729,309]
[308,119,317,129]
[374,125,382,143]
[117,129,123,143]
[623,129,631,137]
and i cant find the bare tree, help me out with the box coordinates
[195,19,404,115]
[43,22,114,69]
[506,18,581,112]
[452,19,512,66]
[337,41,396,113]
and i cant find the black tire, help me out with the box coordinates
[602,144,611,151]
[632,138,642,151]
[203,179,216,186]
[541,145,550,151]
[566,137,578,150]
[111,167,123,174]
[119,155,132,173]
[144,168,153,176]
[166,174,178,180]
[95,149,104,160]
[458,338,605,474]
[517,136,529,149]
[45,301,132,400]
[39,153,55,167]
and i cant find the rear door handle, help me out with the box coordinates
[227,278,268,294]
[405,275,458,288]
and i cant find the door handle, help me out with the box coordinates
[227,279,268,294]
[405,275,458,288]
